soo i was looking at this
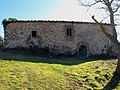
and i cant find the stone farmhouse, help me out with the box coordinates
[3,20,112,57]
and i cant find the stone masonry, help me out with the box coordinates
[3,20,112,57]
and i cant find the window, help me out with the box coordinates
[104,45,107,48]
[32,31,37,37]
[67,28,72,36]
[65,25,74,39]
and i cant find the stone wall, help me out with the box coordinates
[4,21,112,56]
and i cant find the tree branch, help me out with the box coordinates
[110,0,114,4]
[92,15,119,46]
[113,5,120,13]
[78,0,101,7]
[100,14,110,22]
[92,15,113,40]
[102,0,109,5]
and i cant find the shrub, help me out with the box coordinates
[0,36,3,48]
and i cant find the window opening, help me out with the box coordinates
[32,31,37,37]
[67,28,72,36]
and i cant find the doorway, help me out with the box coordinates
[79,45,87,57]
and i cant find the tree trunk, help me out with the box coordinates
[91,15,120,75]
[115,50,120,75]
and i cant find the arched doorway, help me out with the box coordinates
[79,45,87,57]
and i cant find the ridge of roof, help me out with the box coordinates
[3,19,111,25]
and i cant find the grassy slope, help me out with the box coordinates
[0,50,119,90]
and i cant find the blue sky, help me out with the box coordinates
[0,0,64,37]
[0,0,103,37]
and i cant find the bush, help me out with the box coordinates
[0,36,3,48]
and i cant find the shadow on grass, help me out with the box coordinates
[103,72,120,90]
[0,49,97,65]
[1,49,120,89]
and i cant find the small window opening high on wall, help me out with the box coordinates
[32,31,37,37]
[67,28,72,36]
[65,25,74,38]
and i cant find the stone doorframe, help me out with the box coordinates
[76,41,90,57]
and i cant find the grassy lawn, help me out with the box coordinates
[0,50,119,90]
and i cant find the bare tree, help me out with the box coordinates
[78,0,120,75]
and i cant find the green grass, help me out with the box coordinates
[0,50,119,90]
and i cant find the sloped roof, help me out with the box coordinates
[3,19,111,25]
[2,20,111,30]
